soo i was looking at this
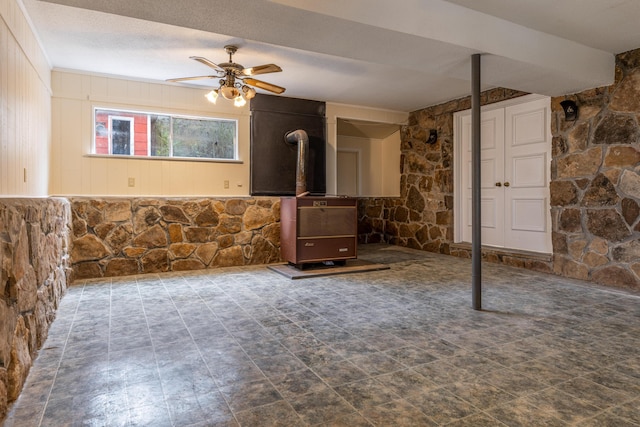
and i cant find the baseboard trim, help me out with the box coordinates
[450,242,552,263]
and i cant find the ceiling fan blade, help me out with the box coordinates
[244,78,286,94]
[190,56,223,70]
[242,64,282,76]
[166,75,219,83]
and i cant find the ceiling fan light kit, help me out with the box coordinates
[205,89,219,103]
[242,85,257,100]
[233,95,247,107]
[167,45,284,107]
[220,84,240,100]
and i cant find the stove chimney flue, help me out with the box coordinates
[285,129,309,196]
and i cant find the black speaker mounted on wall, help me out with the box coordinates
[426,129,438,144]
[560,100,578,121]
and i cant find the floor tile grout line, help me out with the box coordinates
[483,350,640,425]
[36,281,86,427]
[217,273,477,424]
[553,366,640,412]
[136,275,178,427]
[191,273,368,425]
[521,385,620,425]
[6,244,640,426]
[107,277,139,424]
[184,273,307,426]
[225,272,613,427]
[158,273,250,426]
[224,280,446,425]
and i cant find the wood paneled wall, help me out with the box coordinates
[337,132,401,197]
[50,70,252,197]
[0,0,51,196]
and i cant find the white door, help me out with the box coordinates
[460,109,505,247]
[503,98,552,252]
[456,95,552,254]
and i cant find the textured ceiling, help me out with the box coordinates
[23,0,640,112]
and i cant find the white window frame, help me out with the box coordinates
[108,116,134,156]
[92,106,240,162]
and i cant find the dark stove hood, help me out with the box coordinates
[250,94,326,196]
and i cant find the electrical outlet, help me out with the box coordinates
[128,177,135,187]
[224,180,229,189]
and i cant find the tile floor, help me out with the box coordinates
[3,244,640,426]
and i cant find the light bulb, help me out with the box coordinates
[234,95,247,107]
[242,85,256,100]
[220,85,240,100]
[205,89,218,104]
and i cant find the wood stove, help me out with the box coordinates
[280,196,357,268]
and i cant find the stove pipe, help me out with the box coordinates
[284,129,309,196]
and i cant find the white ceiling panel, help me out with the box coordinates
[23,0,638,112]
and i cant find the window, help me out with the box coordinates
[94,108,237,160]
[109,116,134,155]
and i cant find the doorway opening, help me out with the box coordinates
[336,118,401,197]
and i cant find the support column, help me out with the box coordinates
[471,54,482,310]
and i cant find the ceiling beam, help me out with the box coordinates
[39,0,615,96]
[270,0,615,95]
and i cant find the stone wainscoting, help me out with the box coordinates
[355,87,528,254]
[358,88,528,255]
[448,243,553,273]
[357,48,640,290]
[69,197,281,280]
[0,198,71,419]
[551,49,640,288]
[357,196,552,275]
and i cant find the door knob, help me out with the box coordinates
[495,182,502,187]
[504,182,510,187]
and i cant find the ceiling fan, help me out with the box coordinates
[167,45,285,106]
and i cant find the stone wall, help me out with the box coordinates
[551,49,640,288]
[357,87,528,253]
[0,198,70,419]
[70,197,281,279]
[358,49,640,290]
